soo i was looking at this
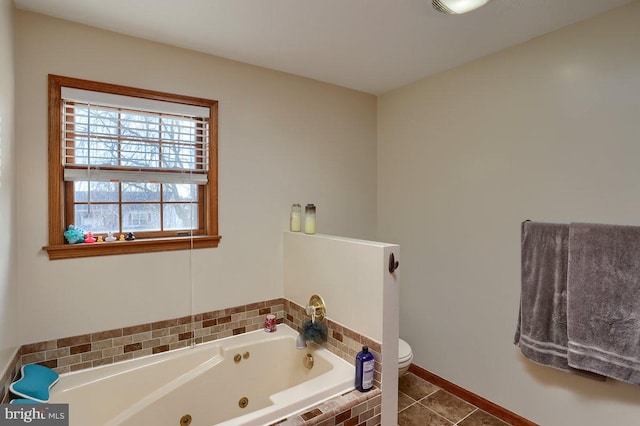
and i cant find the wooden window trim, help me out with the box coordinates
[44,75,220,260]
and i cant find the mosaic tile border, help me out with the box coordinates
[19,298,285,375]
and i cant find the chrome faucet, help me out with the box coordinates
[296,333,307,350]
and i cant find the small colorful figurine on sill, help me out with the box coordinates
[97,235,104,243]
[125,232,135,241]
[119,234,125,241]
[105,232,117,242]
[84,232,97,244]
[63,225,85,244]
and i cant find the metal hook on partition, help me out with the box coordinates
[389,253,399,273]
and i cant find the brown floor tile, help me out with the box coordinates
[398,391,416,412]
[419,390,476,423]
[397,371,516,425]
[399,372,439,401]
[398,403,453,426]
[458,410,510,426]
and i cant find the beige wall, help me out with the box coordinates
[14,11,377,345]
[0,0,18,373]
[378,2,640,425]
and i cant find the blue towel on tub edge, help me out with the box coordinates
[9,364,59,403]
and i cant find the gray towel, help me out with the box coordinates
[567,223,640,384]
[515,221,574,372]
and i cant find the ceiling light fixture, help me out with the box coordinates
[432,0,491,15]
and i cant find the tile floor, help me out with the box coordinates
[398,373,511,426]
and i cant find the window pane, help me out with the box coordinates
[71,106,120,167]
[72,137,119,167]
[161,145,197,170]
[120,112,160,168]
[88,138,119,166]
[73,106,119,137]
[122,182,160,202]
[74,181,119,203]
[162,184,198,202]
[161,118,196,142]
[74,204,120,234]
[89,107,119,136]
[120,111,160,141]
[161,118,198,170]
[122,204,161,231]
[120,141,160,168]
[163,203,198,230]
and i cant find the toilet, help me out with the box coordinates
[398,338,413,376]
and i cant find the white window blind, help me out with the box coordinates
[61,90,210,185]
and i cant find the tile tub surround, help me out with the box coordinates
[15,298,380,378]
[18,298,285,374]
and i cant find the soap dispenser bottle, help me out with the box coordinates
[355,346,375,392]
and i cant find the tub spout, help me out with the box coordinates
[296,333,307,350]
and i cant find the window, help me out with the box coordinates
[45,75,220,260]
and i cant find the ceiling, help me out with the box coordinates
[14,0,634,94]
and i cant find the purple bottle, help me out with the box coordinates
[355,346,375,392]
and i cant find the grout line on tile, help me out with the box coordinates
[425,387,441,398]
[418,402,457,425]
[398,390,418,411]
[399,390,416,400]
[397,400,419,415]
[454,407,478,425]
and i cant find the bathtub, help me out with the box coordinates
[48,324,355,425]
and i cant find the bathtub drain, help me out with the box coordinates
[239,397,249,409]
[179,414,192,425]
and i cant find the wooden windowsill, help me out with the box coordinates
[43,235,221,260]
